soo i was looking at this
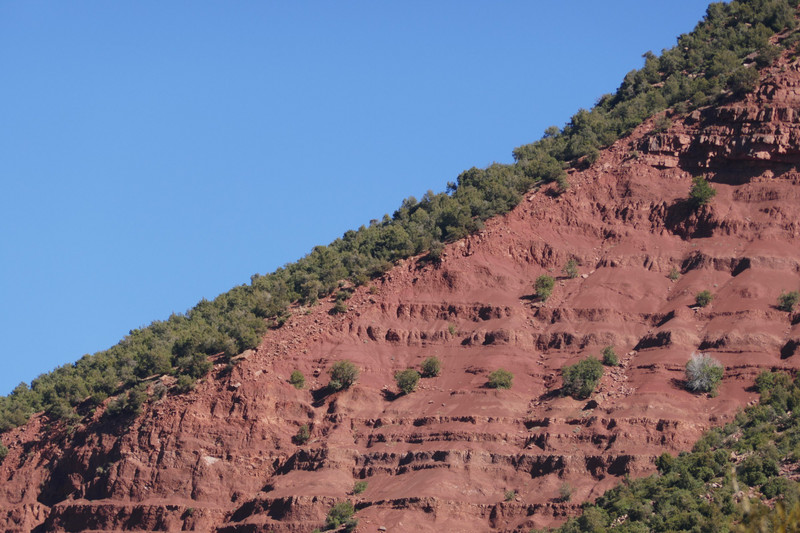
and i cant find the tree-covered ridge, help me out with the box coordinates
[537,371,800,533]
[0,0,797,433]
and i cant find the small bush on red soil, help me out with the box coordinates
[294,424,310,445]
[778,291,800,312]
[328,361,359,391]
[695,290,714,307]
[685,352,723,395]
[421,356,441,377]
[395,369,421,395]
[289,370,305,389]
[488,369,513,389]
[561,357,603,400]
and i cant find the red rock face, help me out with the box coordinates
[4,61,800,533]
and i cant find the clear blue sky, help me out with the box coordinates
[0,1,714,395]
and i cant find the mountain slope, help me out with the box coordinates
[5,2,800,532]
[4,30,800,533]
[3,0,797,437]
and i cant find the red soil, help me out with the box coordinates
[4,57,800,533]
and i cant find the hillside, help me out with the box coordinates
[4,0,798,438]
[3,2,800,532]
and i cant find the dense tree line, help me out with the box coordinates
[1,0,796,432]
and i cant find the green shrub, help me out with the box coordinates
[294,424,310,445]
[174,375,196,394]
[289,370,305,389]
[395,369,421,395]
[755,44,782,68]
[353,481,368,494]
[559,482,572,502]
[535,275,555,302]
[555,174,570,193]
[755,370,791,395]
[668,267,681,281]
[325,501,355,530]
[689,176,717,208]
[653,115,672,132]
[105,385,147,418]
[561,357,603,399]
[656,452,675,474]
[427,240,444,263]
[0,443,7,464]
[563,258,579,279]
[575,507,611,531]
[602,346,618,366]
[778,291,800,312]
[331,299,348,315]
[487,369,513,389]
[695,290,714,307]
[46,399,80,424]
[174,353,212,380]
[152,382,167,400]
[738,454,770,487]
[761,476,791,499]
[505,489,516,501]
[685,352,723,394]
[336,289,352,301]
[421,356,441,377]
[328,360,359,391]
[728,66,760,95]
